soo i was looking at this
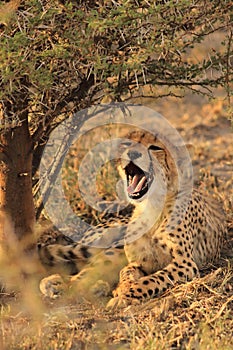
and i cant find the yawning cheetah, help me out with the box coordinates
[39,131,226,308]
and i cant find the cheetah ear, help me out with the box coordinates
[148,144,165,162]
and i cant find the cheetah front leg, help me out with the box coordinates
[107,258,199,309]
[40,247,127,300]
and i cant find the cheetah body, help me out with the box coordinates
[39,131,226,307]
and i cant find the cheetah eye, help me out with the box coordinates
[148,145,164,151]
[120,141,132,148]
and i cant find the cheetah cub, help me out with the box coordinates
[39,131,226,308]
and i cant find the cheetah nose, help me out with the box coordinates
[127,150,141,160]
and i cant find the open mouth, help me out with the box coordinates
[125,161,153,199]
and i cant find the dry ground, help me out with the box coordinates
[0,94,233,350]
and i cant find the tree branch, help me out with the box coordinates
[31,74,96,145]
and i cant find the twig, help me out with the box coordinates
[207,294,233,324]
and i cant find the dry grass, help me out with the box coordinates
[1,266,233,349]
[0,95,233,350]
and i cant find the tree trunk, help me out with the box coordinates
[0,111,35,246]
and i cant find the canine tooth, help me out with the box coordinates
[127,174,140,193]
[134,176,147,193]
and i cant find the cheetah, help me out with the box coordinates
[39,131,226,308]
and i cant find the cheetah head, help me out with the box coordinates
[118,131,172,203]
[118,130,193,207]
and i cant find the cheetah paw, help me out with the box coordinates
[39,274,67,299]
[90,280,111,297]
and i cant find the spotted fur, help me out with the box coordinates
[39,131,226,308]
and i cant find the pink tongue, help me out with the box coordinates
[127,175,146,194]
